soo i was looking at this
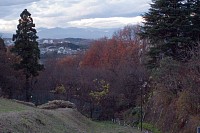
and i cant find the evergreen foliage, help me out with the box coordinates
[140,0,200,68]
[11,9,44,101]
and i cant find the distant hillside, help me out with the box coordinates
[0,98,141,133]
[38,38,93,59]
[2,37,93,60]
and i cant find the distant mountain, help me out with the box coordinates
[36,27,118,39]
[0,32,13,38]
[1,27,119,39]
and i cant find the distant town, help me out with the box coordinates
[3,38,93,58]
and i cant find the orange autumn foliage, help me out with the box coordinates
[81,25,142,69]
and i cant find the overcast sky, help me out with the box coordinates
[0,0,151,33]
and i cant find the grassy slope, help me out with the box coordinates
[0,98,33,113]
[0,98,141,133]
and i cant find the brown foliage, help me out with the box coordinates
[0,38,24,98]
[145,57,200,133]
[81,25,143,69]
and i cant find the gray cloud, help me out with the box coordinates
[0,0,40,6]
[66,0,151,19]
[67,16,143,28]
[0,0,151,32]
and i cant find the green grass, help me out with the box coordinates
[0,98,32,113]
[138,122,161,133]
[89,121,141,133]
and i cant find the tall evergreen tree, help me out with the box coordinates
[191,0,200,44]
[11,9,44,102]
[140,0,200,68]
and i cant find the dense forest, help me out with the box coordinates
[0,0,200,133]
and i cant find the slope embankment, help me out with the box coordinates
[0,98,141,133]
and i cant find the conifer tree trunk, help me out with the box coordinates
[25,75,30,102]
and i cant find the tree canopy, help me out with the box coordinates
[140,0,200,68]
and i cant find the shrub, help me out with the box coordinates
[50,84,66,94]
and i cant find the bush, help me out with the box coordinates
[38,100,76,109]
[50,84,66,94]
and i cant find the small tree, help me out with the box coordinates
[89,79,109,104]
[89,79,109,118]
[11,9,44,102]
